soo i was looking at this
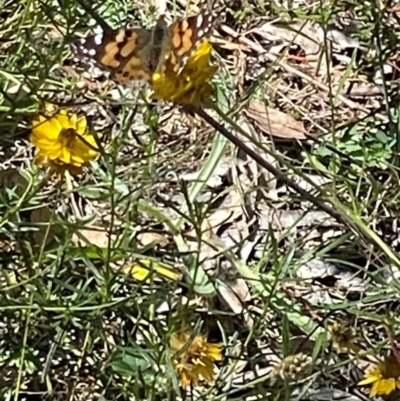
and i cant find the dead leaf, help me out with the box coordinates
[218,279,251,309]
[390,4,400,12]
[216,38,249,52]
[72,228,112,248]
[137,232,169,247]
[326,25,361,49]
[258,20,321,56]
[217,278,253,328]
[207,187,244,234]
[295,258,339,280]
[256,19,329,74]
[247,100,307,139]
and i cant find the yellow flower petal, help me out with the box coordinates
[59,147,71,164]
[31,119,60,141]
[151,40,217,105]
[69,113,78,127]
[170,332,223,388]
[56,114,74,130]
[358,374,380,385]
[76,116,88,135]
[370,381,379,397]
[383,378,396,395]
[34,153,48,166]
[48,145,65,158]
[206,345,224,360]
[359,355,400,397]
[180,371,192,389]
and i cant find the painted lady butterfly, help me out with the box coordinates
[74,12,214,87]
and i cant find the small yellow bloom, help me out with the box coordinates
[30,110,98,173]
[152,40,218,105]
[128,259,181,282]
[359,354,400,397]
[170,332,223,388]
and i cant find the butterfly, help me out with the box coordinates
[74,12,214,87]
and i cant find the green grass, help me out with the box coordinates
[2,0,400,400]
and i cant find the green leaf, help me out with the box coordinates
[313,146,332,157]
[110,347,155,377]
[77,187,107,200]
[184,254,216,296]
[306,154,331,175]
[376,130,389,144]
[344,143,362,152]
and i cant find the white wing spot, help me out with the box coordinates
[196,14,204,28]
[93,34,104,45]
[87,48,97,56]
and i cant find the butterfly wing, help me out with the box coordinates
[74,12,214,84]
[74,28,153,85]
[156,12,214,73]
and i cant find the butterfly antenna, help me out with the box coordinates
[75,0,112,32]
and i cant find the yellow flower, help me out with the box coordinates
[359,354,400,397]
[170,332,223,388]
[30,110,99,172]
[151,40,218,105]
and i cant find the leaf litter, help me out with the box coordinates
[1,0,400,400]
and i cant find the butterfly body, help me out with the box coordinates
[75,12,213,87]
